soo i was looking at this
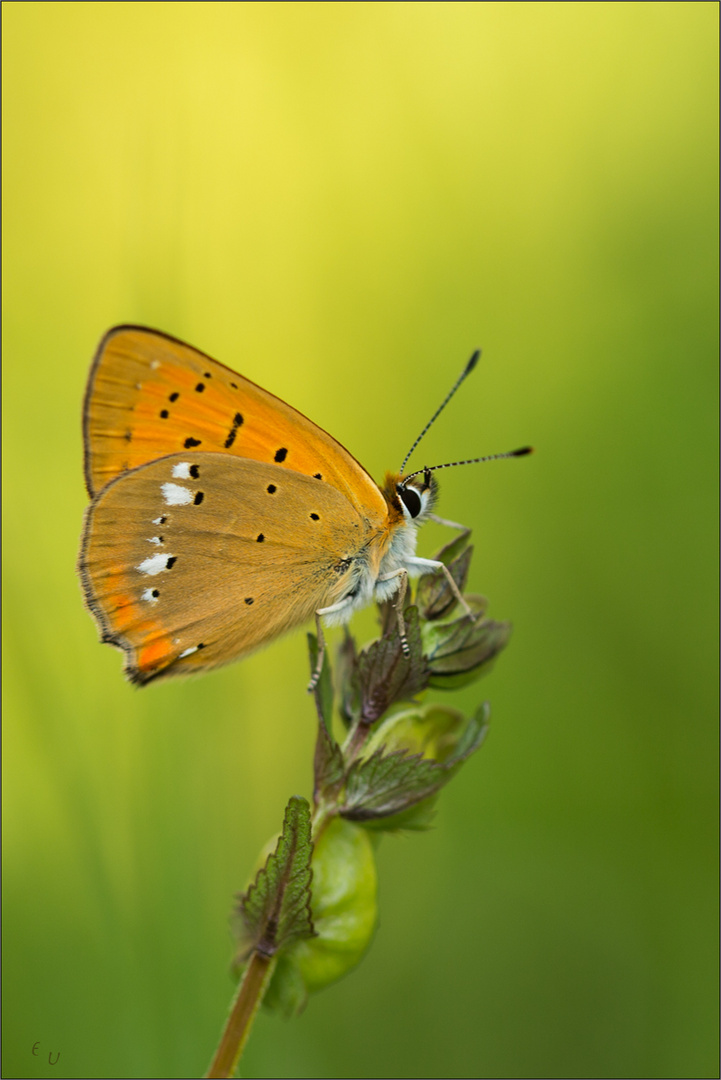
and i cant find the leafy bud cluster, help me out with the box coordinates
[233,531,511,1016]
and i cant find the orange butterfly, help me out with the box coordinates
[78,326,529,686]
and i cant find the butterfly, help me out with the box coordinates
[78,326,530,687]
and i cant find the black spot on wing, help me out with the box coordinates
[194,491,204,505]
[169,392,179,402]
[310,513,320,521]
[184,437,201,448]
[274,447,288,463]
[244,597,254,605]
[160,409,169,419]
[314,473,322,479]
[189,465,200,479]
[224,412,244,448]
[195,382,205,393]
[166,556,177,569]
[152,589,160,598]
[267,484,276,494]
[256,533,265,542]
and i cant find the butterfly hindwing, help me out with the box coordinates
[79,452,376,684]
[83,326,388,523]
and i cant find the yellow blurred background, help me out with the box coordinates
[3,3,717,1077]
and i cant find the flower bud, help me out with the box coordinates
[363,702,475,764]
[340,702,489,831]
[421,596,511,689]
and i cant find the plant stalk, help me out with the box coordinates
[205,950,277,1079]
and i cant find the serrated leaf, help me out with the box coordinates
[262,818,379,1015]
[236,796,315,958]
[342,747,444,821]
[357,607,429,724]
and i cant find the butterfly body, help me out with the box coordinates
[79,327,445,685]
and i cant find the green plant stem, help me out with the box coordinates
[343,717,371,763]
[205,950,277,1079]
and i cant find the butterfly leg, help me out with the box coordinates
[375,568,411,657]
[404,556,476,621]
[308,599,354,692]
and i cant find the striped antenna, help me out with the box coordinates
[402,446,533,484]
[399,349,481,477]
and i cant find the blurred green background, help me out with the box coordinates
[3,3,718,1078]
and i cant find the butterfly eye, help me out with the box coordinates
[398,485,422,519]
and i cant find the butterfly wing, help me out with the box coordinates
[79,452,379,684]
[83,326,388,524]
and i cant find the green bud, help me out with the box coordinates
[263,816,378,1016]
[340,702,489,831]
[363,702,476,764]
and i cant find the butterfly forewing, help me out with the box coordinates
[79,452,378,684]
[84,326,387,522]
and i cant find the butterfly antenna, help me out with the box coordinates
[402,446,533,483]
[399,349,481,477]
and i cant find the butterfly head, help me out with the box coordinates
[384,468,438,526]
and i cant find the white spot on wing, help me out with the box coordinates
[161,482,193,506]
[152,517,164,525]
[147,536,162,545]
[150,359,161,370]
[142,589,159,603]
[137,553,170,576]
[178,646,198,658]
[172,462,192,479]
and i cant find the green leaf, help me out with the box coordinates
[307,633,334,733]
[336,631,361,727]
[357,792,440,832]
[341,749,445,822]
[314,717,345,802]
[235,795,315,958]
[262,953,308,1018]
[357,606,429,724]
[454,702,490,760]
[431,526,472,566]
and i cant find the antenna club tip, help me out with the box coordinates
[512,446,534,457]
[465,349,481,374]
